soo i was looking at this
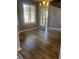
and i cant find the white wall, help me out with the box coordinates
[17,18,20,50]
[48,5,61,29]
[17,0,39,31]
[17,34,20,50]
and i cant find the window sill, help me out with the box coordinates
[24,22,36,25]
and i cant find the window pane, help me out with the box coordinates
[23,4,36,23]
[40,8,48,26]
[23,4,29,23]
[31,6,36,22]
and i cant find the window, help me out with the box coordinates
[23,3,36,24]
[40,8,48,27]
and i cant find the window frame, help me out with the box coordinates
[23,3,36,25]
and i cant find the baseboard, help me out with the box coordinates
[48,27,61,31]
[19,27,39,33]
[17,48,22,52]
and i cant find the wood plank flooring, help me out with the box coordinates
[18,29,61,59]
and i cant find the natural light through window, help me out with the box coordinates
[23,3,36,24]
[40,8,48,27]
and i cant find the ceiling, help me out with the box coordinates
[50,0,61,8]
[33,0,61,8]
[33,0,52,2]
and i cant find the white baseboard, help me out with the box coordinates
[48,27,61,31]
[19,27,39,33]
[17,48,22,52]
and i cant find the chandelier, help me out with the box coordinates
[39,1,50,8]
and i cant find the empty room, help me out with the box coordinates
[17,0,61,59]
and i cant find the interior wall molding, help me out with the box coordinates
[48,27,61,31]
[17,48,22,52]
[19,27,39,33]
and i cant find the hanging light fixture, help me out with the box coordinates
[39,0,50,8]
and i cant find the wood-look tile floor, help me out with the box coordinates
[19,29,61,59]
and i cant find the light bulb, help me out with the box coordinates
[46,1,49,7]
[39,3,41,6]
[43,1,46,5]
